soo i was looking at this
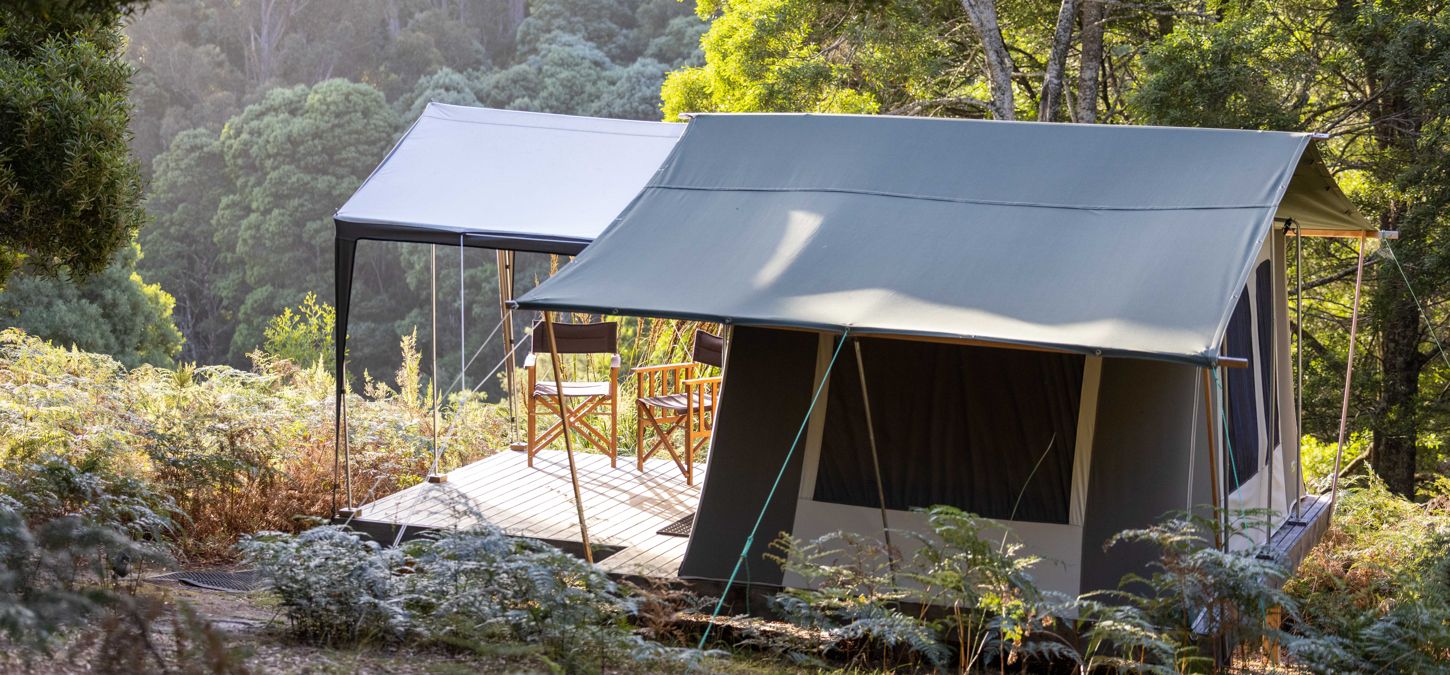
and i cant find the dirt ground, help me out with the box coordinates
[0,580,548,674]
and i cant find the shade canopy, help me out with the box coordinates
[332,104,685,450]
[334,103,685,254]
[516,113,1372,366]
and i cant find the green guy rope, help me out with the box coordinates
[697,328,852,650]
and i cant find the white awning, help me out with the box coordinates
[334,103,685,254]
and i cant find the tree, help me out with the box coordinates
[0,4,146,287]
[1133,1,1450,499]
[0,243,183,368]
[210,79,399,364]
[139,127,230,364]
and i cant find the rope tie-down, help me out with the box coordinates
[697,329,852,649]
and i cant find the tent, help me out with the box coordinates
[331,103,684,508]
[515,113,1375,597]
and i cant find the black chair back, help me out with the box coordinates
[531,320,617,354]
[692,330,724,368]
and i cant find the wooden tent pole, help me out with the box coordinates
[852,339,896,575]
[497,250,518,445]
[1330,237,1367,509]
[1201,368,1224,550]
[543,311,594,563]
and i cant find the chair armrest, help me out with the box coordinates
[682,375,722,387]
[631,362,695,375]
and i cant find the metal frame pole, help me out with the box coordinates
[1330,237,1367,509]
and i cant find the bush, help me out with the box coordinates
[239,526,406,644]
[1285,476,1450,671]
[769,506,1075,671]
[242,515,701,672]
[0,327,506,560]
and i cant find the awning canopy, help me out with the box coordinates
[515,113,1372,366]
[334,103,685,255]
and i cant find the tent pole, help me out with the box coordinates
[543,311,594,563]
[1201,368,1224,550]
[1294,222,1304,520]
[1330,237,1367,510]
[431,245,441,477]
[497,250,519,447]
[1266,236,1277,541]
[459,237,467,395]
[851,338,896,576]
[334,237,358,514]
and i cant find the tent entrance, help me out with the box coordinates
[812,337,1085,525]
[780,333,1104,596]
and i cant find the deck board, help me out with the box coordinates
[352,449,699,578]
[1268,493,1333,578]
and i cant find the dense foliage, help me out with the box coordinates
[668,0,1450,501]
[127,0,705,383]
[0,327,504,561]
[0,244,182,368]
[0,2,146,286]
[242,521,701,671]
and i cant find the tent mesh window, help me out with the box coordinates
[1225,287,1262,489]
[1255,260,1280,455]
[813,338,1083,524]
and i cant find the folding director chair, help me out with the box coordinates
[525,320,619,466]
[634,330,724,485]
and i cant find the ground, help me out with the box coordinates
[0,578,802,675]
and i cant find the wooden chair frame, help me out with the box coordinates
[634,362,721,486]
[525,346,619,468]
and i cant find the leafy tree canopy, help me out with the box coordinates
[0,2,145,287]
[0,243,182,368]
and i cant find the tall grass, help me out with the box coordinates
[0,328,505,561]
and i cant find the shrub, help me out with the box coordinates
[242,515,701,672]
[1285,476,1450,671]
[240,526,406,644]
[769,506,1075,671]
[0,327,505,560]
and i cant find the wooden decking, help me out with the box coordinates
[1268,492,1333,575]
[348,449,700,578]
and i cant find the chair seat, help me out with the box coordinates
[638,392,714,411]
[534,381,610,398]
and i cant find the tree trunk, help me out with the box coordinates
[1372,287,1423,497]
[1075,0,1105,123]
[959,0,1016,120]
[1038,0,1076,122]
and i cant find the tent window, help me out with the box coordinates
[813,338,1083,524]
[1255,261,1279,458]
[1224,287,1260,489]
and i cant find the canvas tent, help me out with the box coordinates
[331,103,684,508]
[515,113,1375,597]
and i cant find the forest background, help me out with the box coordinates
[2,0,1448,501]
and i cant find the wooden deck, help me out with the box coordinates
[348,449,700,578]
[1268,492,1333,576]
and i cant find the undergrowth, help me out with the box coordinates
[241,514,707,673]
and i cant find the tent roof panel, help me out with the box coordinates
[334,103,685,254]
[516,113,1373,365]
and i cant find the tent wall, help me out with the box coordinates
[1078,358,1210,595]
[1221,232,1296,548]
[785,334,1105,598]
[678,326,820,585]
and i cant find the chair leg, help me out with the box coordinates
[684,425,695,486]
[635,403,645,472]
[527,395,537,467]
[609,399,617,468]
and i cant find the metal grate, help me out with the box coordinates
[148,570,270,593]
[656,513,694,538]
